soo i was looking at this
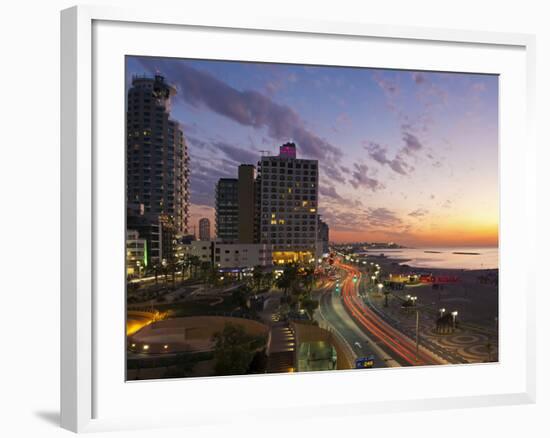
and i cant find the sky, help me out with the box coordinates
[126,56,499,247]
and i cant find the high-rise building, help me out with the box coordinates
[318,216,330,254]
[257,142,319,264]
[237,164,257,244]
[215,178,239,242]
[126,74,190,235]
[199,217,211,241]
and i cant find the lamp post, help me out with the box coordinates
[451,311,458,330]
[415,308,420,362]
[439,308,446,318]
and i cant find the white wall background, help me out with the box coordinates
[0,0,547,436]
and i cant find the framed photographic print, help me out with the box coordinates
[61,5,536,433]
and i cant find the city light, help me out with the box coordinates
[124,62,499,381]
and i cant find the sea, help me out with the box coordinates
[355,247,499,270]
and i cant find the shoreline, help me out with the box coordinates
[366,254,498,275]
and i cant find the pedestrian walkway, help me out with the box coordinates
[266,322,296,373]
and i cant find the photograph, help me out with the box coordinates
[125,56,499,380]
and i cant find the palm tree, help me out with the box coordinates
[252,265,264,296]
[302,266,315,294]
[188,255,201,280]
[276,264,298,296]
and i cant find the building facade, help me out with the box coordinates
[318,216,330,254]
[215,178,239,242]
[126,229,147,278]
[127,202,160,267]
[257,143,319,264]
[237,164,257,244]
[126,74,190,235]
[179,240,274,271]
[199,217,211,241]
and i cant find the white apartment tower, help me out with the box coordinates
[257,142,319,264]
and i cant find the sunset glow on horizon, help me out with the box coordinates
[126,57,498,247]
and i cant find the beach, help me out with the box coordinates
[361,253,499,363]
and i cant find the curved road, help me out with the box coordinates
[318,283,399,368]
[336,260,445,366]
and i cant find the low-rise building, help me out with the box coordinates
[178,240,274,271]
[126,230,147,277]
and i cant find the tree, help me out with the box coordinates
[231,285,251,309]
[188,255,201,280]
[302,266,315,294]
[276,264,298,296]
[211,323,258,376]
[252,265,264,296]
[301,297,319,319]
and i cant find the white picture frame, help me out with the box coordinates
[61,5,536,433]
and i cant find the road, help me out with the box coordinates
[317,282,398,368]
[332,259,446,366]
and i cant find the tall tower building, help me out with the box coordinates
[215,178,239,242]
[126,74,190,236]
[257,142,319,264]
[199,218,211,241]
[237,164,256,244]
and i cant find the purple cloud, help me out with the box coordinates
[408,208,429,218]
[211,141,259,164]
[366,207,402,228]
[365,141,412,176]
[319,185,362,208]
[402,131,423,154]
[349,163,382,191]
[139,60,343,164]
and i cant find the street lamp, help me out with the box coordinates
[371,275,376,284]
[439,308,446,318]
[378,283,389,307]
[451,311,458,330]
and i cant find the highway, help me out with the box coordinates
[317,282,399,368]
[336,260,445,366]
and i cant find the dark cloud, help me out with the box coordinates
[408,208,429,218]
[402,131,423,154]
[322,163,346,184]
[319,209,367,232]
[188,154,237,207]
[319,185,362,208]
[211,141,259,165]
[366,207,402,228]
[349,163,382,191]
[365,141,411,176]
[138,59,343,163]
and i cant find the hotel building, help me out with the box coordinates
[257,142,319,264]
